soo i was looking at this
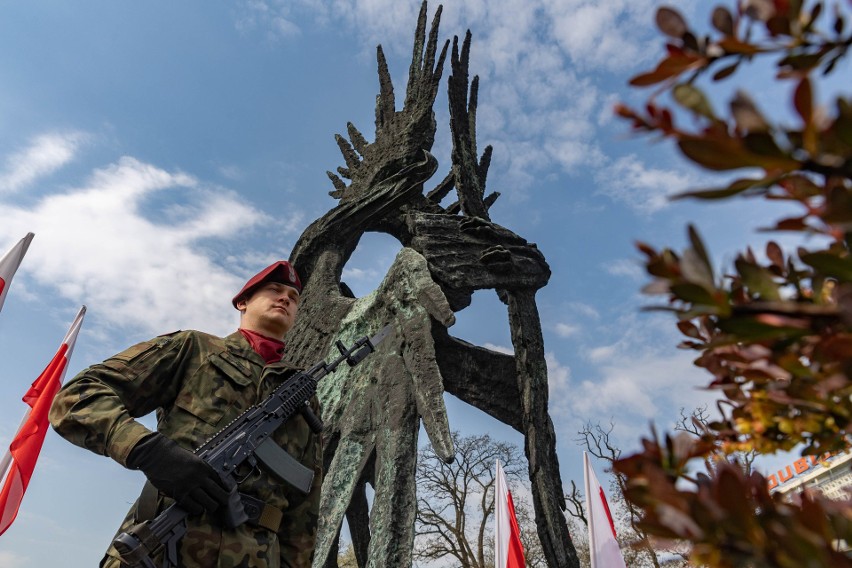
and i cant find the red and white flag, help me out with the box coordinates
[0,233,35,314]
[494,459,525,568]
[0,306,86,537]
[584,452,627,568]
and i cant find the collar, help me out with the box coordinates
[238,328,286,364]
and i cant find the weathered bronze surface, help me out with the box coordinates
[280,4,580,566]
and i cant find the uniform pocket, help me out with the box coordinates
[174,352,256,428]
[101,335,175,374]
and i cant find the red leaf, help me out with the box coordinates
[794,77,813,126]
[629,54,702,86]
[656,7,689,38]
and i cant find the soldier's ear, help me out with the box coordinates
[235,297,248,312]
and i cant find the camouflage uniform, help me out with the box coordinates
[49,329,322,568]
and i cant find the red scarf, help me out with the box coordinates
[239,329,286,364]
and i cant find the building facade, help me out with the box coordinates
[768,452,852,499]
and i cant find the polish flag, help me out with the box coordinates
[584,452,627,568]
[0,306,86,536]
[0,233,35,314]
[494,459,525,568]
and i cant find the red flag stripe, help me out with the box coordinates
[0,306,84,537]
[495,460,526,568]
[584,451,627,568]
[506,490,526,567]
[0,468,24,531]
[598,486,618,539]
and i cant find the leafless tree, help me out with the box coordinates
[414,432,545,568]
[573,422,694,568]
[337,544,358,568]
[675,405,758,476]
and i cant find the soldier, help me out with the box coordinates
[49,261,322,568]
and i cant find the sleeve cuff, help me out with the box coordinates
[107,419,155,467]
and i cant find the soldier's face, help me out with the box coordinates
[238,282,300,338]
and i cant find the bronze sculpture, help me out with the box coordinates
[280,4,580,566]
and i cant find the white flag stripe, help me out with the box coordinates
[0,409,32,486]
[0,232,34,312]
[0,305,86,536]
[61,305,86,362]
[0,305,85,486]
[0,470,23,531]
[495,459,510,568]
[584,452,627,568]
[494,459,525,568]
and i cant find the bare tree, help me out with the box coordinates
[573,422,694,568]
[337,544,358,568]
[675,405,758,477]
[563,517,590,568]
[414,432,545,567]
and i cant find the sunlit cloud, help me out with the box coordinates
[566,301,600,320]
[483,341,513,356]
[554,322,580,337]
[235,0,306,39]
[594,154,700,214]
[0,153,281,338]
[546,351,571,393]
[0,132,87,194]
[235,0,694,196]
[603,258,644,280]
[0,551,30,568]
[558,312,715,438]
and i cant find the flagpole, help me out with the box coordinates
[584,451,628,568]
[0,306,85,487]
[0,232,35,313]
[584,452,596,568]
[0,411,32,484]
[62,305,86,358]
[0,305,86,536]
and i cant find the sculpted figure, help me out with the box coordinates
[281,4,580,567]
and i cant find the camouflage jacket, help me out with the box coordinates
[49,330,323,568]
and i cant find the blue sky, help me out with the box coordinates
[0,1,837,566]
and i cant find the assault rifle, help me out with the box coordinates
[112,325,391,568]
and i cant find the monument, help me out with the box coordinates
[280,4,580,567]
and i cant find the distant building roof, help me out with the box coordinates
[768,452,852,500]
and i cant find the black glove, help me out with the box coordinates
[127,433,234,516]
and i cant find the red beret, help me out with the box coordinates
[232,261,302,308]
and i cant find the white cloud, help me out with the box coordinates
[594,154,699,214]
[575,351,701,418]
[554,322,580,337]
[546,351,571,392]
[0,551,29,568]
[235,0,306,39]
[588,344,617,363]
[0,154,278,337]
[483,341,514,356]
[566,301,600,320]
[235,0,695,195]
[556,312,716,437]
[603,258,644,280]
[341,265,382,282]
[0,132,87,194]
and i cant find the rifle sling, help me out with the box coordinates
[238,493,284,533]
[134,482,284,533]
[136,481,159,523]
